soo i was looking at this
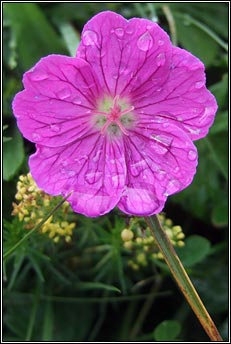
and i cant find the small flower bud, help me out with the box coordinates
[172,225,182,234]
[135,237,143,244]
[177,240,185,247]
[176,232,185,240]
[121,229,134,241]
[123,241,133,249]
[165,219,173,227]
[53,236,60,243]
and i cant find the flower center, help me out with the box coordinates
[93,95,135,136]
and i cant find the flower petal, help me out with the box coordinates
[29,134,126,217]
[134,47,217,141]
[77,11,172,98]
[13,55,101,147]
[118,122,198,216]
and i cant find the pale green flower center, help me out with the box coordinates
[93,95,135,136]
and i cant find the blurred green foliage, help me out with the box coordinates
[3,2,228,342]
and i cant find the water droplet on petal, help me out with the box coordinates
[130,72,137,80]
[150,134,172,146]
[60,168,66,174]
[114,27,124,37]
[152,116,164,124]
[74,155,88,164]
[112,74,119,80]
[188,150,197,161]
[165,179,181,196]
[111,174,120,187]
[173,166,180,173]
[50,124,61,132]
[198,106,212,124]
[189,63,199,71]
[130,160,146,177]
[82,30,98,46]
[57,88,71,100]
[137,31,153,51]
[195,81,204,89]
[68,170,75,177]
[30,71,48,81]
[125,27,134,35]
[85,171,102,184]
[156,169,167,181]
[61,160,68,167]
[156,53,166,67]
[193,108,200,114]
[92,150,102,162]
[73,97,82,105]
[187,127,201,135]
[158,39,165,46]
[150,142,168,155]
[32,132,41,141]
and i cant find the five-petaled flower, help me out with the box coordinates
[12,11,217,217]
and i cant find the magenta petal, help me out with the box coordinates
[77,11,172,98]
[118,122,198,216]
[13,55,100,147]
[134,47,217,141]
[12,10,218,218]
[29,134,126,217]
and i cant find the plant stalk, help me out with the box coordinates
[145,215,223,341]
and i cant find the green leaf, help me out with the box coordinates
[153,320,181,341]
[206,133,228,180]
[167,3,228,40]
[209,74,228,111]
[29,255,45,282]
[58,22,80,57]
[173,13,219,66]
[210,111,228,135]
[76,281,121,293]
[41,301,54,341]
[4,3,67,70]
[7,254,25,290]
[3,136,12,143]
[3,126,24,181]
[171,135,227,221]
[177,235,211,267]
[212,197,228,227]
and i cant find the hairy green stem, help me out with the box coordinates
[145,215,223,342]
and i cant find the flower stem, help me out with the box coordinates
[162,5,177,46]
[144,215,223,341]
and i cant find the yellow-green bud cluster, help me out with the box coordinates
[121,214,185,270]
[12,173,76,243]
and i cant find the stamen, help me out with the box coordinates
[101,120,111,135]
[115,119,130,135]
[119,106,135,117]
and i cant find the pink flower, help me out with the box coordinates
[12,11,217,217]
